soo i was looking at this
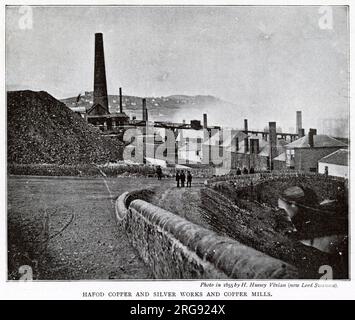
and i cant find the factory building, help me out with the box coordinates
[201,120,291,173]
[230,122,287,171]
[177,129,204,164]
[284,129,348,172]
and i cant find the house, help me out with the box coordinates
[232,136,287,171]
[202,130,255,169]
[178,143,202,164]
[273,152,287,170]
[176,129,205,164]
[318,149,349,178]
[86,102,129,131]
[284,129,347,172]
[176,129,205,144]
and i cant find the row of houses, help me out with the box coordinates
[169,126,348,178]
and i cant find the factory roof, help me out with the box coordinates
[319,149,349,166]
[273,152,286,161]
[86,112,129,118]
[221,131,248,150]
[235,136,287,156]
[202,130,247,150]
[176,129,205,141]
[258,139,287,157]
[285,134,347,149]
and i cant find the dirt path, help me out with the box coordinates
[8,176,172,280]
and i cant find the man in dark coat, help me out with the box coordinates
[156,166,162,180]
[180,171,186,188]
[187,171,192,188]
[176,170,181,188]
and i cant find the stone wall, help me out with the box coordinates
[115,191,299,279]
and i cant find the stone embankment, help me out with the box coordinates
[115,190,298,279]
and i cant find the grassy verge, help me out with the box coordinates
[8,163,215,178]
[8,163,157,177]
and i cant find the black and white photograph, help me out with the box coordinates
[3,2,352,292]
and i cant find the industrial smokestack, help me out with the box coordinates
[296,111,302,133]
[119,87,123,113]
[203,113,208,129]
[244,119,249,153]
[269,122,277,169]
[93,33,109,114]
[244,119,248,132]
[308,128,317,148]
[298,128,305,138]
[142,98,147,121]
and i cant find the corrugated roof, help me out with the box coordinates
[319,148,349,166]
[285,134,347,149]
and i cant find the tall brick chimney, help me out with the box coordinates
[296,111,302,133]
[93,33,109,114]
[244,119,249,153]
[119,87,123,113]
[269,122,277,169]
[142,98,148,122]
[203,113,208,129]
[298,128,305,138]
[308,128,317,148]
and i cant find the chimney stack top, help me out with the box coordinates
[203,113,208,129]
[308,128,317,147]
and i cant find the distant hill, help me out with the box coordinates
[7,90,124,164]
[60,92,232,125]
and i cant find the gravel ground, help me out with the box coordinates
[7,175,174,280]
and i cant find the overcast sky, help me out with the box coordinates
[6,6,349,132]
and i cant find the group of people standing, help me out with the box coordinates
[176,170,192,188]
[155,166,193,187]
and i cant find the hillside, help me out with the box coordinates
[7,90,124,165]
[61,92,230,125]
